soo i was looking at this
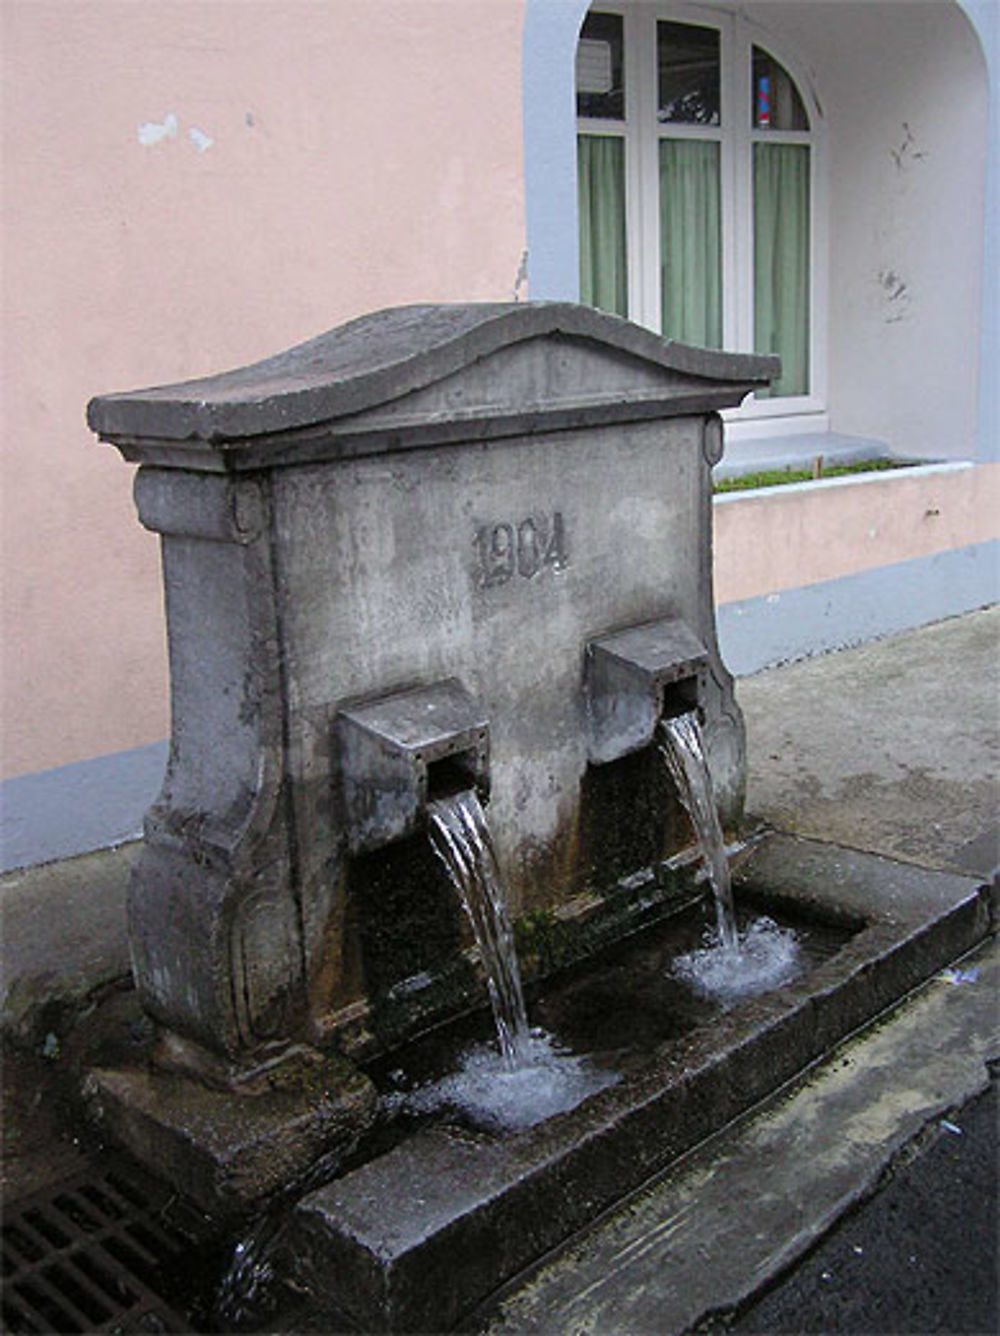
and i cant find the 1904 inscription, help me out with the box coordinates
[474,512,569,588]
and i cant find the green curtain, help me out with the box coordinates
[578,135,627,317]
[754,143,810,396]
[659,139,721,348]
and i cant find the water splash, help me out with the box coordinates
[657,712,738,950]
[421,790,618,1129]
[428,790,531,1065]
[214,1137,357,1329]
[673,915,802,1006]
[385,1029,617,1133]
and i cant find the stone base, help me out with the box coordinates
[82,1045,377,1217]
[286,837,991,1332]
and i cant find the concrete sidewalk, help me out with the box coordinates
[739,605,999,881]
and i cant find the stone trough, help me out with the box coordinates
[285,835,987,1332]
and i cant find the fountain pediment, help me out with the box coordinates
[88,302,777,470]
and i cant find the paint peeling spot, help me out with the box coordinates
[889,122,927,171]
[189,126,214,153]
[879,270,908,301]
[138,112,179,146]
[877,268,912,324]
[513,249,529,302]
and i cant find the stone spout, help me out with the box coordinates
[335,680,490,855]
[585,617,710,765]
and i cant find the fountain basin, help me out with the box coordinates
[287,833,989,1333]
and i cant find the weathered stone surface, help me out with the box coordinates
[82,1045,377,1215]
[87,302,776,457]
[88,302,766,1065]
[287,836,990,1333]
[586,616,709,763]
[0,845,133,1043]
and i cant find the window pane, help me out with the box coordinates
[657,21,720,126]
[576,12,624,121]
[578,135,628,317]
[659,140,721,347]
[754,143,810,396]
[752,47,809,131]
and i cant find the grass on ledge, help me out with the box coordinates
[714,457,912,494]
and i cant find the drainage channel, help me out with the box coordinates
[2,1158,216,1334]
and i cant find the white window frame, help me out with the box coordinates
[577,1,828,433]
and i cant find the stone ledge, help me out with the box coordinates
[82,1042,378,1216]
[0,843,134,1044]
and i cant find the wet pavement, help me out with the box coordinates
[1,608,998,1333]
[723,1076,998,1335]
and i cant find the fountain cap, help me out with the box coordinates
[87,302,779,470]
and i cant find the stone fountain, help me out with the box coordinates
[85,304,990,1331]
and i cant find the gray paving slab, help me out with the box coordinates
[738,607,999,877]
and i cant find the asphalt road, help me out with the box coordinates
[722,1076,998,1336]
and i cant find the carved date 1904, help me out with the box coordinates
[474,512,569,588]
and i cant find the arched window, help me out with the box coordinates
[576,4,822,407]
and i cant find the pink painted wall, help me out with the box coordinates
[714,463,1000,605]
[1,0,526,780]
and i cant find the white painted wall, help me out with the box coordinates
[746,1,988,461]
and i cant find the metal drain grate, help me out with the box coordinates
[2,1161,209,1334]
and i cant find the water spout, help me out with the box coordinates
[427,790,531,1066]
[657,711,739,951]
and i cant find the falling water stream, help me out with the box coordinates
[390,788,617,1132]
[657,711,738,950]
[658,710,801,1003]
[427,790,531,1066]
